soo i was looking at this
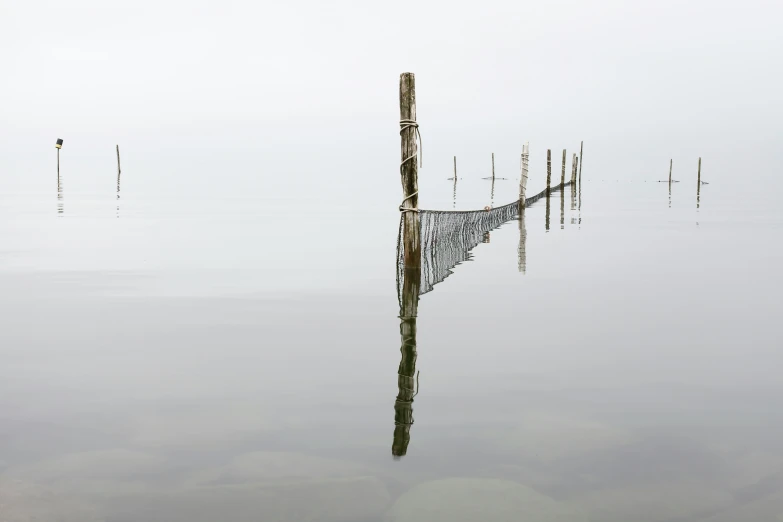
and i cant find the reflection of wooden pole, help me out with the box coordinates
[546,149,552,192]
[545,190,551,231]
[560,186,565,229]
[399,73,420,269]
[518,207,527,273]
[561,149,566,187]
[394,225,420,458]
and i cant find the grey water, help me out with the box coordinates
[2,157,783,522]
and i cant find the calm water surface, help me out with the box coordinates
[1,168,782,521]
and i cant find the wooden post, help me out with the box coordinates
[546,149,552,192]
[394,72,422,458]
[453,155,457,179]
[572,153,577,183]
[561,149,566,187]
[697,157,702,187]
[116,145,121,177]
[491,153,495,180]
[519,142,529,207]
[399,72,420,269]
[578,141,584,181]
[57,148,60,179]
[575,157,579,183]
[669,159,673,183]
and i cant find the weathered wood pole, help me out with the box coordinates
[572,153,577,183]
[669,159,673,183]
[578,141,584,181]
[116,145,121,177]
[575,157,579,183]
[546,149,552,192]
[492,153,495,180]
[697,157,702,187]
[399,73,420,269]
[453,155,457,179]
[561,149,566,187]
[394,72,422,458]
[519,142,530,207]
[57,148,60,178]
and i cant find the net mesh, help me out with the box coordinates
[397,182,570,299]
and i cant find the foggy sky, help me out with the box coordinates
[2,0,781,199]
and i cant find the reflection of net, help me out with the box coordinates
[398,182,570,298]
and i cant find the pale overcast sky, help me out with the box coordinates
[2,0,780,198]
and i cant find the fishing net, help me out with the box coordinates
[397,182,570,300]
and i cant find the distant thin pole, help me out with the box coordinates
[697,157,701,187]
[669,159,673,183]
[561,149,566,187]
[546,149,552,192]
[578,141,584,181]
[116,145,121,177]
[491,152,495,180]
[57,148,60,179]
[453,155,457,179]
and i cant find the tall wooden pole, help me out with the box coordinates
[57,148,60,179]
[399,73,420,269]
[491,153,495,180]
[546,149,552,193]
[453,156,457,179]
[697,157,702,187]
[116,145,121,177]
[519,142,529,207]
[578,141,584,182]
[669,159,673,183]
[394,72,422,458]
[561,149,566,187]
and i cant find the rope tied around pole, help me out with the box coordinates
[399,118,422,212]
[399,191,419,212]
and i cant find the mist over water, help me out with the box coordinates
[3,0,783,520]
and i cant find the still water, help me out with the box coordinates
[1,166,782,521]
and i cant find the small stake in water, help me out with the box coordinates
[572,153,577,183]
[561,149,566,187]
[55,138,63,178]
[546,149,552,193]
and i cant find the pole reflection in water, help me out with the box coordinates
[669,180,672,209]
[116,162,122,218]
[518,203,527,273]
[545,191,551,232]
[394,214,421,458]
[57,170,64,217]
[560,187,565,229]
